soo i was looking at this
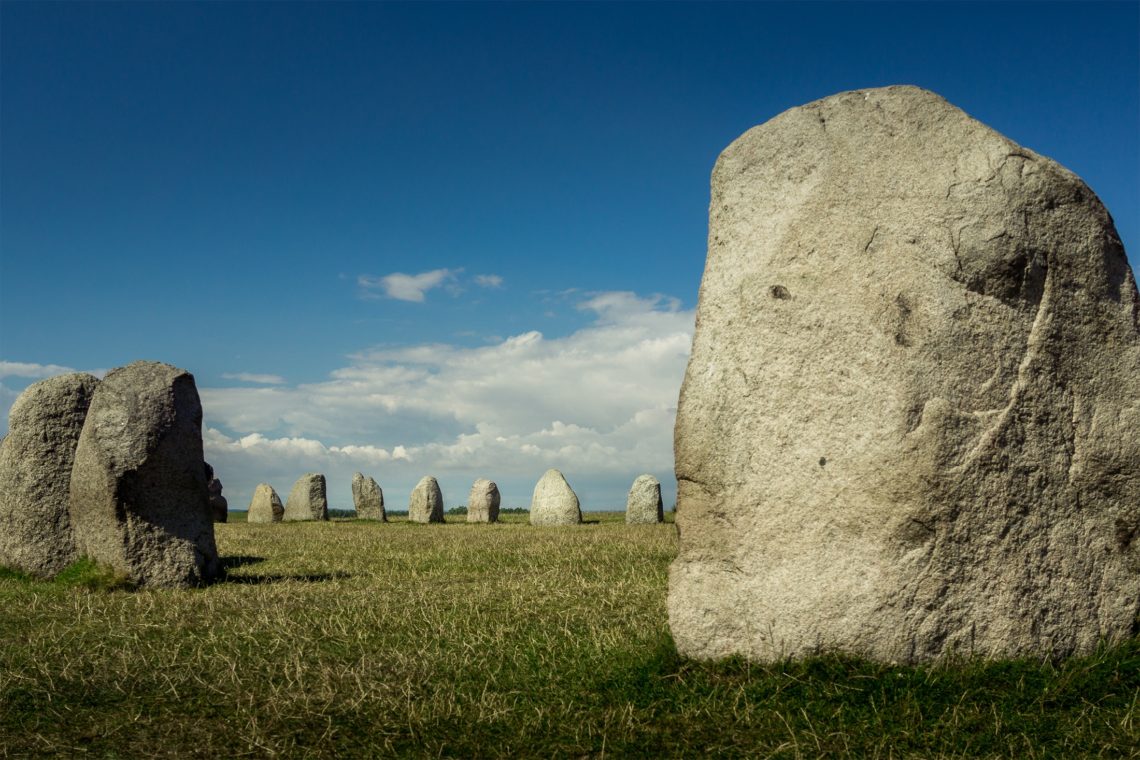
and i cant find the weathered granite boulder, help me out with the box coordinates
[247,483,284,523]
[669,85,1140,664]
[205,463,227,523]
[409,476,444,523]
[625,474,663,524]
[529,469,581,526]
[284,473,328,521]
[352,472,386,521]
[467,478,501,523]
[68,361,219,587]
[0,373,100,577]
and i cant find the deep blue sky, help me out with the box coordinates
[1,1,1137,509]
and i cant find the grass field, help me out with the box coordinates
[1,512,1137,758]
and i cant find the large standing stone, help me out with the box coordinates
[467,478,500,523]
[0,373,100,577]
[665,86,1140,660]
[626,474,663,524]
[529,469,582,526]
[68,361,219,587]
[409,476,444,523]
[284,473,328,521]
[669,86,1140,664]
[352,472,386,521]
[247,483,284,523]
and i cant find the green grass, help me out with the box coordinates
[1,513,1136,758]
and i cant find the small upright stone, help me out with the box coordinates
[68,361,219,587]
[247,483,284,523]
[0,372,100,577]
[352,472,386,521]
[626,474,664,524]
[205,463,227,523]
[467,479,501,523]
[409,476,444,523]
[529,469,582,526]
[284,473,328,521]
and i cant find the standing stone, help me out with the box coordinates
[626,474,663,524]
[352,472,386,521]
[68,361,219,587]
[467,478,501,523]
[409,476,444,523]
[0,373,99,577]
[204,463,227,523]
[669,86,1140,664]
[247,483,284,523]
[529,469,582,526]
[284,473,328,521]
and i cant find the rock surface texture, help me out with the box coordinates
[529,469,582,526]
[352,472,386,521]
[669,86,1140,664]
[467,478,501,523]
[68,362,219,587]
[247,483,284,523]
[626,474,664,524]
[409,476,444,523]
[0,373,100,577]
[284,473,328,521]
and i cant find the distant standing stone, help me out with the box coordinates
[284,473,328,521]
[0,372,100,577]
[205,463,227,523]
[467,479,501,523]
[247,483,284,523]
[68,361,219,587]
[529,469,582,526]
[409,476,444,523]
[626,474,663,524]
[352,472,386,521]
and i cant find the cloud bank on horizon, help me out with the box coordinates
[0,286,693,513]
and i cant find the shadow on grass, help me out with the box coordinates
[219,555,266,570]
[219,570,352,585]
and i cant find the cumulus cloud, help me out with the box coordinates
[221,372,286,385]
[198,291,694,511]
[474,274,503,288]
[358,268,460,302]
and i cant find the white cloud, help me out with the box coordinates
[358,268,460,302]
[221,372,286,385]
[198,291,694,511]
[474,274,503,288]
[0,361,81,379]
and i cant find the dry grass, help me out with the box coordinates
[1,513,1137,758]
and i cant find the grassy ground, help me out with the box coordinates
[1,512,1137,758]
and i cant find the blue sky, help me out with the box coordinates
[2,1,1137,511]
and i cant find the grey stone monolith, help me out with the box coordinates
[352,472,386,521]
[467,478,500,523]
[205,463,227,523]
[284,473,328,521]
[68,361,219,587]
[0,373,99,577]
[409,476,444,523]
[669,85,1140,664]
[625,474,663,524]
[529,469,581,526]
[247,483,284,523]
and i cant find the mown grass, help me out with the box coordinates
[1,512,1137,758]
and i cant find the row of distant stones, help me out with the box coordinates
[249,470,665,525]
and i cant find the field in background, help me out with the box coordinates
[1,513,1137,758]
